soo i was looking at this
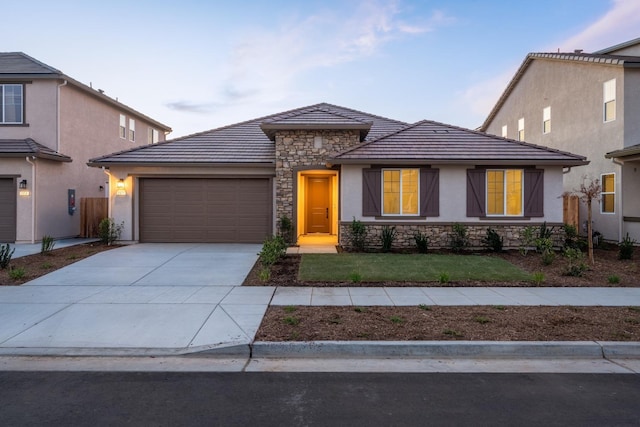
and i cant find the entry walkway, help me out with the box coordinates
[11,238,100,259]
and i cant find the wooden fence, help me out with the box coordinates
[80,198,108,238]
[563,194,579,229]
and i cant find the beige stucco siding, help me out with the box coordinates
[484,59,625,240]
[624,69,640,148]
[340,164,564,223]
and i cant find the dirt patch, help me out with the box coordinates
[0,243,120,286]
[244,246,639,287]
[256,305,640,341]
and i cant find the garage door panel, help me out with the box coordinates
[140,178,271,243]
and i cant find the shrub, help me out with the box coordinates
[608,275,620,284]
[98,218,124,245]
[348,271,362,283]
[519,226,536,256]
[563,224,581,250]
[380,225,396,252]
[449,223,469,253]
[40,235,55,254]
[259,235,287,268]
[349,217,367,252]
[413,231,429,254]
[619,233,636,260]
[563,247,588,277]
[9,266,26,280]
[0,243,15,269]
[541,250,555,266]
[278,216,294,245]
[438,272,450,284]
[532,272,545,285]
[482,228,503,252]
[538,222,553,240]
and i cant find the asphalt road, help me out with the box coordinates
[1,372,639,426]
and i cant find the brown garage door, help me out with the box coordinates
[0,178,17,242]
[139,178,272,243]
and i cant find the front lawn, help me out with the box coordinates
[298,253,532,283]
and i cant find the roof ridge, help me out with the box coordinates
[0,52,63,74]
[263,104,373,124]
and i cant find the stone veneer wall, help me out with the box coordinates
[275,129,360,222]
[339,222,565,250]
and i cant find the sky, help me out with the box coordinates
[6,0,640,138]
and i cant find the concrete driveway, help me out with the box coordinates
[0,244,274,356]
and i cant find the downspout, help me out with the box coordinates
[611,158,624,242]
[56,80,68,152]
[102,167,112,218]
[25,156,36,243]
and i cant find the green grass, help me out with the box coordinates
[298,253,531,282]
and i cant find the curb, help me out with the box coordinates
[251,341,640,360]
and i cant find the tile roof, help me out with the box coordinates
[88,103,408,166]
[480,51,640,132]
[331,120,588,166]
[606,144,640,160]
[0,52,171,132]
[0,139,72,162]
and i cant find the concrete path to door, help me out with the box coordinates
[0,243,272,356]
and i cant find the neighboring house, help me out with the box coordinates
[89,103,586,248]
[480,38,640,243]
[0,52,171,243]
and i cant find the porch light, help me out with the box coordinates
[19,179,27,189]
[116,179,126,196]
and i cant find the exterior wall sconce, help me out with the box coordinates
[116,179,127,196]
[19,179,27,189]
[99,185,104,192]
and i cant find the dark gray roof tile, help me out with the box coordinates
[0,139,72,162]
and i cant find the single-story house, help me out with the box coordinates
[88,103,588,248]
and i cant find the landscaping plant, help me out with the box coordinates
[519,226,536,256]
[40,235,55,254]
[563,247,588,277]
[619,233,636,260]
[0,243,14,269]
[413,231,429,253]
[482,227,503,252]
[380,225,396,252]
[278,216,294,245]
[349,217,367,252]
[566,176,602,265]
[449,223,469,253]
[562,224,581,250]
[98,218,124,245]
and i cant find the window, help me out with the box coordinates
[128,118,135,141]
[383,169,419,215]
[601,173,615,213]
[501,125,507,138]
[604,79,616,122]
[148,128,159,144]
[517,118,525,141]
[487,170,523,216]
[119,114,126,138]
[0,84,23,124]
[543,106,551,134]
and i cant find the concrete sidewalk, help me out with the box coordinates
[11,238,101,259]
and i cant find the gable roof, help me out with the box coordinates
[0,52,171,132]
[88,103,408,167]
[0,139,72,162]
[331,120,588,167]
[479,51,640,132]
[606,143,640,161]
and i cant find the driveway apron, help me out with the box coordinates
[0,244,273,356]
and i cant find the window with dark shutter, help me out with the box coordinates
[524,169,544,217]
[362,168,381,216]
[420,168,439,217]
[467,168,486,217]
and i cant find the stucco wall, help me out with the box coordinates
[341,164,565,223]
[484,59,626,241]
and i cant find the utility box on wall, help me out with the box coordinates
[68,189,76,215]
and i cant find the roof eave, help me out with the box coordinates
[330,158,589,167]
[87,161,276,168]
[0,152,72,162]
[260,123,372,141]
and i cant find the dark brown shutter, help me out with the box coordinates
[524,169,544,217]
[362,168,381,216]
[466,168,486,217]
[420,168,439,217]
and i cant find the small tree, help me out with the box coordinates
[566,176,601,265]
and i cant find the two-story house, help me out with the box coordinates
[480,38,640,243]
[0,52,171,243]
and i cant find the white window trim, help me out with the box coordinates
[119,114,126,139]
[542,106,551,134]
[129,118,136,142]
[0,83,24,124]
[501,125,507,138]
[381,168,420,216]
[517,118,525,141]
[148,128,159,144]
[600,172,615,214]
[486,169,524,217]
[603,79,616,123]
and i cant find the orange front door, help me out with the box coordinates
[306,177,331,233]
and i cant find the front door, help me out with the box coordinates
[306,176,331,233]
